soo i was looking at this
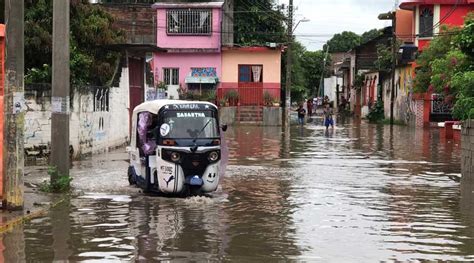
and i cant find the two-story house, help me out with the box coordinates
[399,0,474,50]
[152,2,224,99]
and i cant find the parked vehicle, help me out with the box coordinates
[127,100,227,196]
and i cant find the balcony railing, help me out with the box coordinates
[217,83,280,106]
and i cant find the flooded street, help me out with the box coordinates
[2,118,472,262]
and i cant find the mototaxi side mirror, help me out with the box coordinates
[221,124,228,132]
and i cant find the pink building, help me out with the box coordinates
[152,2,224,99]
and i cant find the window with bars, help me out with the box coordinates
[419,7,434,38]
[163,68,179,85]
[166,9,212,35]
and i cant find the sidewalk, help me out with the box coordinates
[1,148,131,233]
[0,181,61,233]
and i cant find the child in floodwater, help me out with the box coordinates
[323,103,334,130]
[297,104,306,125]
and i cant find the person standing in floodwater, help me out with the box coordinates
[323,103,334,130]
[307,98,313,117]
[297,104,306,125]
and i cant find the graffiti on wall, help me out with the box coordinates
[398,66,416,124]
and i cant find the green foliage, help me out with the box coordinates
[25,64,51,84]
[181,90,216,103]
[234,0,286,45]
[224,90,239,101]
[374,44,393,72]
[361,28,383,43]
[412,13,474,120]
[263,91,274,106]
[25,0,124,87]
[413,25,457,93]
[301,50,331,95]
[324,31,361,53]
[452,71,474,120]
[367,100,385,123]
[457,12,474,60]
[39,166,73,193]
[430,50,468,92]
[156,81,167,90]
[354,74,365,89]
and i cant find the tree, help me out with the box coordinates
[361,28,382,43]
[413,26,457,93]
[452,12,474,120]
[412,12,474,120]
[323,31,361,53]
[25,0,124,88]
[234,0,286,45]
[301,50,330,96]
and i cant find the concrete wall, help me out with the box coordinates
[263,107,282,126]
[24,68,130,165]
[221,49,281,83]
[462,120,474,185]
[323,76,343,104]
[218,106,282,126]
[382,65,417,126]
[219,106,236,125]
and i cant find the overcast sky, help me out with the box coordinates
[276,0,398,50]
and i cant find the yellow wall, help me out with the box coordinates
[222,49,281,83]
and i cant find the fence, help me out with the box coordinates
[217,84,280,106]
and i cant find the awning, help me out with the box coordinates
[185,76,218,84]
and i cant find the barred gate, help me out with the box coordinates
[430,94,453,122]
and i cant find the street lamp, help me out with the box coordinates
[293,18,310,33]
[378,11,397,125]
[285,16,310,124]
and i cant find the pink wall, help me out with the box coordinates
[153,52,222,87]
[156,8,222,50]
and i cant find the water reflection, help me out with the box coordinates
[1,119,470,261]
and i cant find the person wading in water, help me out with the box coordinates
[323,103,334,130]
[297,104,306,125]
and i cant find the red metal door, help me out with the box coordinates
[129,57,145,132]
[238,83,263,106]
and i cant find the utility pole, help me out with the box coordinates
[51,0,70,180]
[3,0,25,210]
[390,13,397,125]
[284,0,293,124]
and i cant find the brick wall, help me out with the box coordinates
[102,5,156,45]
[415,100,424,127]
[462,120,474,184]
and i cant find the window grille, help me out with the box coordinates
[93,87,109,112]
[164,68,179,85]
[167,9,212,35]
[419,7,434,38]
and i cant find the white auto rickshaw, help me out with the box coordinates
[127,100,227,196]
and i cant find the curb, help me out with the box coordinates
[0,197,67,234]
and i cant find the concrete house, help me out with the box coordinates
[152,2,224,99]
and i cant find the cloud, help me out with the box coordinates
[277,0,396,50]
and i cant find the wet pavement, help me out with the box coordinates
[1,116,472,262]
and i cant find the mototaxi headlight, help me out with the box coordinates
[170,152,181,162]
[208,151,219,162]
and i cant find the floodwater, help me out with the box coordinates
[2,116,472,262]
